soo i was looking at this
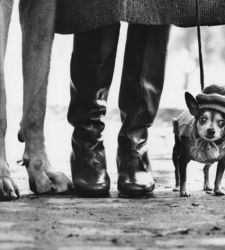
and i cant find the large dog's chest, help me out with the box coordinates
[173,111,225,164]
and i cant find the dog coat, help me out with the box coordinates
[173,111,225,164]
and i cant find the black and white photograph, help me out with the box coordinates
[1,0,225,249]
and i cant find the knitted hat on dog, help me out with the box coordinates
[196,86,225,115]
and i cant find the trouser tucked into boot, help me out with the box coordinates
[68,24,120,196]
[68,23,170,197]
[117,24,170,197]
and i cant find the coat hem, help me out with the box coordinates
[55,0,225,35]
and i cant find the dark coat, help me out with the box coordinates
[55,0,225,34]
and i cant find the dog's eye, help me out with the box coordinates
[199,117,207,125]
[218,120,225,128]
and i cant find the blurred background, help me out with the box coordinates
[4,1,225,192]
[6,2,225,110]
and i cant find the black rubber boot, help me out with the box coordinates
[117,24,171,197]
[68,24,120,197]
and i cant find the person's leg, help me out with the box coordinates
[117,24,170,197]
[68,24,120,197]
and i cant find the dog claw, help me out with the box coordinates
[180,191,190,197]
[0,176,20,201]
[47,172,73,194]
[17,130,25,143]
[50,184,57,193]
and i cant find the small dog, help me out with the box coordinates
[172,85,225,197]
[0,0,72,200]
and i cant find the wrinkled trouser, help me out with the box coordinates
[68,23,170,196]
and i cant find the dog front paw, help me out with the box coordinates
[203,185,213,191]
[25,158,73,195]
[214,189,225,196]
[0,165,20,201]
[28,170,54,194]
[46,171,74,194]
[173,186,180,192]
[180,191,190,197]
[29,172,73,195]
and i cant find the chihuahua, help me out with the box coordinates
[172,85,225,197]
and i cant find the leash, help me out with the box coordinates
[195,0,205,90]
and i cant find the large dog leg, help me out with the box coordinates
[19,0,72,194]
[0,0,19,200]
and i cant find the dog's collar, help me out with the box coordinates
[190,135,220,163]
[190,126,225,163]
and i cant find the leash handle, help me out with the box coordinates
[196,0,205,90]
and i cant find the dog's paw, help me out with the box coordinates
[28,167,73,195]
[173,186,180,192]
[22,140,73,195]
[214,189,225,196]
[30,172,73,195]
[180,191,190,197]
[25,159,73,195]
[28,170,54,194]
[0,164,20,201]
[203,185,213,191]
[46,171,74,194]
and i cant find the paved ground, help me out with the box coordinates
[1,108,225,250]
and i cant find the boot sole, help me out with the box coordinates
[118,183,155,198]
[75,186,110,198]
[118,190,154,198]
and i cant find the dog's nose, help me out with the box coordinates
[207,128,215,137]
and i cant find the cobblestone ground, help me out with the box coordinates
[1,109,225,250]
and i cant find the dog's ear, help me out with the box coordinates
[185,92,198,116]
